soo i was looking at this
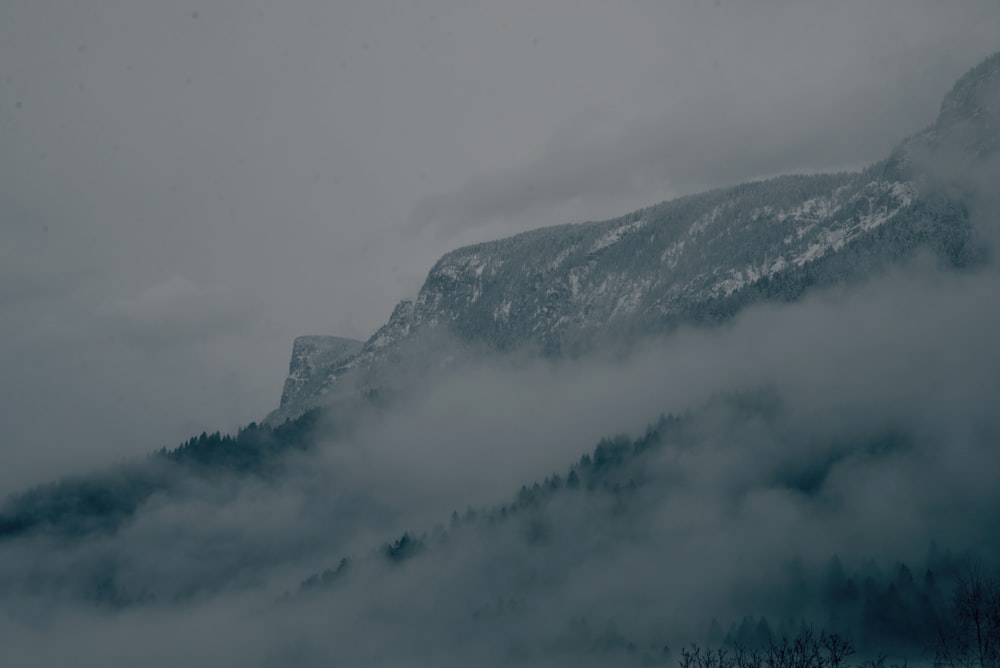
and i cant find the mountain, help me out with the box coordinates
[2,53,999,668]
[276,336,363,414]
[921,50,1000,156]
[268,53,999,425]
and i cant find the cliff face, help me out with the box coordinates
[266,53,999,425]
[269,336,362,423]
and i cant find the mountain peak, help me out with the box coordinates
[934,51,1000,155]
[277,335,363,411]
[266,55,992,424]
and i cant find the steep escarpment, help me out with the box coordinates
[267,53,998,425]
[277,336,363,411]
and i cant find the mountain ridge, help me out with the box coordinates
[266,52,998,425]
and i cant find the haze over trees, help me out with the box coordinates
[0,38,999,668]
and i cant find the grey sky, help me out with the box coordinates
[1,0,998,490]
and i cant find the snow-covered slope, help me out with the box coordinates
[265,53,998,425]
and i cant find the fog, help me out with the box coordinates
[2,4,999,664]
[2,1,999,499]
[2,224,998,663]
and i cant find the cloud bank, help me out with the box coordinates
[2,231,999,664]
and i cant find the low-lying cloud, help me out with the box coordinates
[3,238,999,664]
[3,140,999,668]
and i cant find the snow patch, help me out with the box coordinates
[791,181,914,267]
[590,219,646,253]
[661,240,686,269]
[550,245,577,269]
[687,205,727,237]
[493,300,513,322]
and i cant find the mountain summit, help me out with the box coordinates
[935,51,1000,155]
[266,53,997,425]
[277,336,363,413]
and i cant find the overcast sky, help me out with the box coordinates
[1,0,998,490]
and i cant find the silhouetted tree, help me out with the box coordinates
[936,563,1000,668]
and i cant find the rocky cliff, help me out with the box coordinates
[266,53,998,425]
